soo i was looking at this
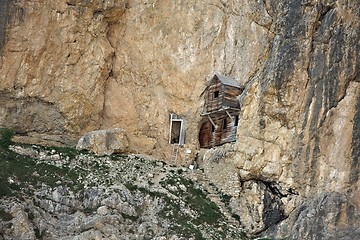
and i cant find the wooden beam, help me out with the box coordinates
[207,115,216,127]
[226,110,233,120]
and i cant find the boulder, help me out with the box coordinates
[76,128,129,156]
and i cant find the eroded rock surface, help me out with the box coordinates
[76,128,129,155]
[198,0,360,238]
[0,144,244,239]
[262,192,360,240]
[0,0,271,157]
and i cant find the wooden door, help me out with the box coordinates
[199,121,213,148]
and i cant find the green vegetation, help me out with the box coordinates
[121,213,139,222]
[0,128,84,197]
[44,145,82,159]
[0,208,13,221]
[186,185,222,225]
[220,192,232,205]
[160,177,176,186]
[158,175,225,239]
[125,177,222,239]
[0,128,14,148]
[0,128,250,239]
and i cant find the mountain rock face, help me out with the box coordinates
[0,0,271,156]
[0,0,359,239]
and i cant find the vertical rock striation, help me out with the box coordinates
[205,0,360,238]
[0,0,271,157]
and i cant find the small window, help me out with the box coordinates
[222,118,227,129]
[211,123,215,132]
[213,91,219,99]
[234,115,239,126]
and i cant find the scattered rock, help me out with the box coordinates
[97,206,109,216]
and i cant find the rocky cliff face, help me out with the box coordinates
[201,0,360,238]
[0,0,270,156]
[0,0,359,239]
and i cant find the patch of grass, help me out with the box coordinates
[160,177,176,186]
[232,213,241,222]
[0,128,15,148]
[125,178,204,239]
[38,145,82,159]
[220,192,232,205]
[0,208,13,221]
[186,184,223,225]
[159,196,205,240]
[124,182,138,191]
[0,128,84,197]
[121,213,139,222]
[83,207,96,215]
[159,175,226,239]
[111,154,127,161]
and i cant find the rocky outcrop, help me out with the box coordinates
[200,0,360,238]
[262,192,360,240]
[0,143,244,239]
[0,0,121,141]
[76,128,129,155]
[0,0,271,157]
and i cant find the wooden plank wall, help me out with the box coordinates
[206,82,222,112]
[223,85,241,109]
[206,83,241,113]
[199,112,239,148]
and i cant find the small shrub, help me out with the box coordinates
[125,182,138,191]
[160,177,176,186]
[121,213,139,222]
[0,209,13,221]
[83,207,96,215]
[0,128,15,149]
[220,193,232,205]
[232,213,240,222]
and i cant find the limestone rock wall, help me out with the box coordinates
[200,0,360,237]
[0,0,270,157]
[233,0,359,201]
[0,0,121,136]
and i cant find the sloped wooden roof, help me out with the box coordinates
[212,74,241,88]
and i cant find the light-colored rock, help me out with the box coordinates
[97,206,109,216]
[76,128,129,155]
[0,0,270,160]
[8,205,36,240]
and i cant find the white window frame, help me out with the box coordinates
[169,113,185,145]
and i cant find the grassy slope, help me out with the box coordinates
[0,128,250,239]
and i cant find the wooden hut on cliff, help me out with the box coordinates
[199,74,244,148]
